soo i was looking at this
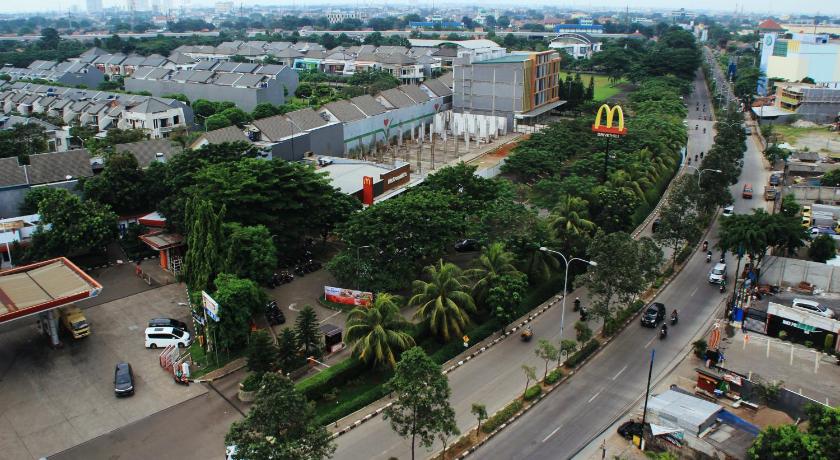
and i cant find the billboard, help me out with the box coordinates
[202,290,220,322]
[592,104,627,138]
[324,286,373,306]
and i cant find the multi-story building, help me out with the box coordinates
[548,33,603,59]
[758,33,840,94]
[765,82,840,124]
[453,51,562,127]
[326,11,366,25]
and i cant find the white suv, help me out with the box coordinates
[791,298,835,318]
[145,326,192,349]
[708,263,727,284]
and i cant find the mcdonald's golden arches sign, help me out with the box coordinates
[591,104,628,138]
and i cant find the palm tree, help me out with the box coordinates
[549,195,596,238]
[345,293,415,368]
[466,242,519,304]
[410,261,477,342]
[608,170,649,204]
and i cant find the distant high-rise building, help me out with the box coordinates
[86,0,103,12]
[215,1,234,14]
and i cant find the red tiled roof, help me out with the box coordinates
[758,19,784,31]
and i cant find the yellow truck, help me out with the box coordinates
[59,306,90,339]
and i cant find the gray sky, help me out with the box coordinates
[1,0,838,16]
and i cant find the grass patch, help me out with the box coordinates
[772,125,828,144]
[558,72,623,101]
[188,341,244,378]
[316,295,355,312]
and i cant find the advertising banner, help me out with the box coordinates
[202,290,220,322]
[324,286,373,306]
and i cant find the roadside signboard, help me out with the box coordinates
[324,286,373,306]
[202,290,220,322]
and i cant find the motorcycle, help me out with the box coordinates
[700,151,704,159]
[703,128,706,133]
[671,311,678,325]
[521,326,533,342]
[706,251,712,263]
[573,297,581,312]
[660,324,668,340]
[580,305,589,321]
[702,240,708,251]
[695,154,699,162]
[695,125,699,130]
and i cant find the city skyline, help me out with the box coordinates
[0,0,838,16]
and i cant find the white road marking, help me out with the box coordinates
[612,365,627,381]
[320,310,342,323]
[287,302,298,311]
[644,336,656,349]
[690,287,698,297]
[588,390,602,403]
[542,425,563,443]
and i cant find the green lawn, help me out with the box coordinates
[559,72,623,101]
[772,125,828,144]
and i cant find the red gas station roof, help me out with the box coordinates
[0,257,102,324]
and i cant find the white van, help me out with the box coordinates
[708,263,727,284]
[791,298,835,318]
[145,326,192,349]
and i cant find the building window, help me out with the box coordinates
[174,115,180,125]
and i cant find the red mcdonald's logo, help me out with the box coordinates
[362,176,374,205]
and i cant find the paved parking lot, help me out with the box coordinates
[0,283,206,460]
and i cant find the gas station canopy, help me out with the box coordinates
[0,257,102,324]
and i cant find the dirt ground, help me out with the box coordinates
[774,123,840,155]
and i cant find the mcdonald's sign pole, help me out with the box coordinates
[591,104,628,182]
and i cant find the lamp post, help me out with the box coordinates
[687,166,723,189]
[539,247,597,343]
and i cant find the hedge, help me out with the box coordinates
[296,357,366,401]
[675,245,693,264]
[565,339,600,368]
[603,300,645,336]
[524,385,542,401]
[545,368,563,385]
[311,384,391,427]
[482,400,524,433]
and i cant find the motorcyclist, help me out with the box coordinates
[671,309,678,323]
[696,124,699,130]
[703,128,706,133]
[695,154,699,161]
[573,297,581,312]
[700,151,704,158]
[660,323,668,338]
[706,250,713,262]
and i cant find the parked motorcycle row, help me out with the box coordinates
[267,270,294,288]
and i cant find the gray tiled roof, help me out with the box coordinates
[252,115,297,142]
[421,78,452,97]
[350,95,387,116]
[399,85,431,103]
[322,100,365,122]
[285,108,328,131]
[0,157,26,188]
[191,60,218,71]
[114,139,180,168]
[199,126,250,145]
[27,149,93,185]
[437,71,453,87]
[378,88,415,109]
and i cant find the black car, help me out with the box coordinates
[149,317,188,331]
[617,420,643,440]
[114,362,135,397]
[651,218,661,233]
[641,302,666,327]
[454,239,480,252]
[265,301,286,326]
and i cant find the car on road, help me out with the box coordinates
[454,239,480,252]
[651,218,661,233]
[708,263,727,284]
[791,298,835,318]
[148,317,188,331]
[722,205,734,217]
[144,326,192,349]
[641,302,666,327]
[114,362,135,397]
[742,183,753,199]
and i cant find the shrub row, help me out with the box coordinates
[565,339,600,368]
[524,385,542,401]
[482,400,524,433]
[296,357,365,401]
[544,369,563,385]
[675,245,693,265]
[603,300,645,337]
[311,384,391,427]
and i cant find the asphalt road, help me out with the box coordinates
[474,70,771,460]
[49,369,246,460]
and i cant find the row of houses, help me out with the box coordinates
[0,81,193,140]
[0,61,105,89]
[190,76,453,159]
[124,62,299,111]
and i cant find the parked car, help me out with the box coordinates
[148,317,188,331]
[454,239,480,252]
[144,326,192,349]
[641,302,666,327]
[721,205,735,217]
[742,183,753,199]
[617,420,644,440]
[265,300,286,326]
[114,362,135,397]
[791,298,835,318]
[708,263,727,284]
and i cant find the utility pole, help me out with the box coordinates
[640,349,655,439]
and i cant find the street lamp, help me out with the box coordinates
[539,247,597,343]
[687,165,723,188]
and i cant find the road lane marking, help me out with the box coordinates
[542,424,563,443]
[612,365,627,381]
[690,287,698,297]
[644,336,656,349]
[587,390,602,403]
[320,310,341,323]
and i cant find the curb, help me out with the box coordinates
[328,295,565,439]
[191,361,247,383]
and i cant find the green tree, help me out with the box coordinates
[20,187,64,215]
[471,403,487,439]
[521,364,537,395]
[820,169,840,187]
[574,321,592,343]
[223,223,277,285]
[808,234,836,263]
[486,272,528,331]
[80,152,153,215]
[422,162,507,214]
[534,339,559,379]
[593,187,640,233]
[748,424,821,460]
[654,175,701,266]
[780,194,800,217]
[410,261,477,342]
[345,293,415,368]
[192,99,218,120]
[220,107,252,127]
[205,113,232,131]
[27,188,118,260]
[383,347,457,460]
[225,373,335,460]
[549,195,596,238]
[295,305,321,358]
[276,327,304,372]
[246,330,278,374]
[251,102,279,119]
[465,242,519,305]
[210,274,267,352]
[183,198,225,293]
